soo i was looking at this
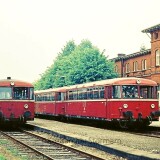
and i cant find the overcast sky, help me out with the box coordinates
[0,0,159,83]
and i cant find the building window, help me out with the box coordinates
[133,61,138,71]
[156,50,160,66]
[125,63,130,73]
[136,61,138,71]
[141,59,147,70]
[154,32,158,39]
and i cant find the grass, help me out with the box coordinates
[0,139,29,160]
[0,155,6,160]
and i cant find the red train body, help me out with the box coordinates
[0,77,34,124]
[35,77,160,128]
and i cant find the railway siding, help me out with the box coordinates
[27,118,160,160]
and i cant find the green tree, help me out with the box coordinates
[140,44,147,53]
[34,40,76,90]
[34,39,118,90]
[63,39,117,85]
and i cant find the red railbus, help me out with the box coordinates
[35,77,160,128]
[35,87,67,117]
[0,77,34,125]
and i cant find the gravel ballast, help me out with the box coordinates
[27,118,160,159]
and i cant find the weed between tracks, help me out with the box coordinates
[0,139,28,160]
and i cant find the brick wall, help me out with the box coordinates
[113,25,160,86]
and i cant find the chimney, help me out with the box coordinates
[118,53,126,57]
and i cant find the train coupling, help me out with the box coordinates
[151,111,160,117]
[23,111,31,118]
[123,111,133,119]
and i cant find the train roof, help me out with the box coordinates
[34,86,68,94]
[0,78,33,87]
[34,77,157,94]
[67,77,157,90]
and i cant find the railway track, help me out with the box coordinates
[0,129,104,160]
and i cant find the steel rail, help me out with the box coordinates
[1,130,105,160]
[0,130,54,160]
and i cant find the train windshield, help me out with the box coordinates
[0,87,12,99]
[140,86,154,99]
[122,85,138,98]
[112,85,155,99]
[13,87,34,100]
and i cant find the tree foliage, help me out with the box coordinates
[34,39,118,90]
[140,44,147,53]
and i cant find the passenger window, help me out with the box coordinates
[87,88,93,99]
[73,90,78,100]
[50,93,55,101]
[58,92,61,101]
[69,91,73,100]
[112,86,121,98]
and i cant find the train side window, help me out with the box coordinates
[83,89,87,99]
[81,91,86,99]
[58,92,61,101]
[73,90,78,100]
[78,89,82,99]
[42,94,45,101]
[47,94,50,101]
[44,94,48,101]
[68,91,73,100]
[87,88,93,99]
[0,87,12,99]
[112,86,121,98]
[93,88,99,99]
[78,88,87,100]
[61,93,65,101]
[99,87,104,98]
[140,86,153,99]
[36,95,40,101]
[50,92,55,101]
[36,95,41,101]
[35,95,37,101]
[39,95,42,101]
[29,88,34,100]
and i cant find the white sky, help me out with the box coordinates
[0,0,159,83]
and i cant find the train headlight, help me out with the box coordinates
[151,104,155,109]
[123,104,128,109]
[24,104,29,109]
[136,79,141,84]
[10,82,14,86]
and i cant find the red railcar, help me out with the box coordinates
[35,87,67,117]
[0,77,34,124]
[35,77,160,128]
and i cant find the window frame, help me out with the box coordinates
[125,63,130,73]
[156,50,160,66]
[141,59,147,70]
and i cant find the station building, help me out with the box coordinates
[112,23,160,90]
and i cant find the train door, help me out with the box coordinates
[106,85,123,120]
[105,86,112,119]
[56,92,66,116]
